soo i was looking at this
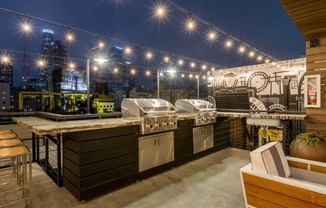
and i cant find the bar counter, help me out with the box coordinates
[12,112,305,200]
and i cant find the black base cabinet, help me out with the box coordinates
[62,118,231,201]
[174,119,194,165]
[63,126,139,201]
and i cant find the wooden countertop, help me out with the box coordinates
[216,112,306,120]
[13,112,306,136]
[13,117,142,135]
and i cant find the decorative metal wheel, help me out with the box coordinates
[247,71,269,92]
[222,73,238,88]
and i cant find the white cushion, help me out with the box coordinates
[250,142,291,178]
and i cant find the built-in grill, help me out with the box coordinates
[121,98,178,135]
[175,99,217,126]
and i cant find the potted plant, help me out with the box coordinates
[290,132,326,163]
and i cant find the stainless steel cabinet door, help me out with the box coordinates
[138,131,174,172]
[193,125,213,154]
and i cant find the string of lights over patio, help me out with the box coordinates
[0,0,278,80]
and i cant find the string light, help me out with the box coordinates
[124,46,132,55]
[257,55,263,61]
[201,64,207,70]
[146,51,153,60]
[146,70,151,76]
[185,18,196,32]
[178,59,184,66]
[238,46,245,53]
[181,73,185,78]
[225,40,232,48]
[130,68,136,75]
[65,32,75,43]
[93,66,98,71]
[249,51,255,58]
[20,20,32,34]
[207,30,217,42]
[265,59,270,63]
[114,67,119,73]
[68,62,76,69]
[164,56,170,63]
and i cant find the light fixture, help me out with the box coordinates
[131,68,136,75]
[146,51,153,60]
[178,59,184,66]
[124,46,132,55]
[68,62,76,69]
[190,62,196,68]
[181,73,185,78]
[93,66,98,71]
[249,51,255,58]
[225,40,232,48]
[65,32,75,43]
[257,56,263,61]
[113,67,119,73]
[239,46,245,53]
[146,70,151,76]
[164,56,169,63]
[201,65,207,70]
[265,59,270,63]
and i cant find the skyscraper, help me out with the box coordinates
[107,46,135,94]
[39,29,67,92]
[39,29,54,91]
[0,62,13,86]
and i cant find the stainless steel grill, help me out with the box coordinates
[175,99,217,126]
[121,98,178,134]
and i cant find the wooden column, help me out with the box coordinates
[305,37,326,133]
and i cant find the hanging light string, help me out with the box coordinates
[163,0,279,62]
[0,7,225,70]
[0,48,209,80]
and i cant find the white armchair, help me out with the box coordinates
[240,142,326,208]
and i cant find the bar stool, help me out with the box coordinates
[0,133,17,140]
[0,139,23,149]
[0,129,13,134]
[0,146,32,207]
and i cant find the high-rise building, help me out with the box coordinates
[107,46,135,94]
[39,29,54,91]
[39,29,67,92]
[0,82,10,111]
[0,62,13,86]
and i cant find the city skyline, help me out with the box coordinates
[0,0,305,88]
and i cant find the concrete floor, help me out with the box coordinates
[3,147,250,208]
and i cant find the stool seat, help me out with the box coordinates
[0,129,13,134]
[0,139,22,148]
[0,133,17,140]
[0,146,30,158]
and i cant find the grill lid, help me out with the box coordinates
[175,99,216,113]
[121,98,177,118]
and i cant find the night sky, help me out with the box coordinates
[0,0,305,88]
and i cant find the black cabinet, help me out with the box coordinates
[63,126,139,200]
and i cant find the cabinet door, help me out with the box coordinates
[156,132,174,166]
[193,126,206,154]
[139,135,158,172]
[204,125,214,150]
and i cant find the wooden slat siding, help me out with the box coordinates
[304,70,326,76]
[306,116,326,123]
[307,108,326,116]
[307,54,326,63]
[306,123,326,131]
[306,46,326,57]
[245,183,322,208]
[242,172,326,207]
[307,62,326,71]
[311,165,326,174]
[288,160,308,170]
